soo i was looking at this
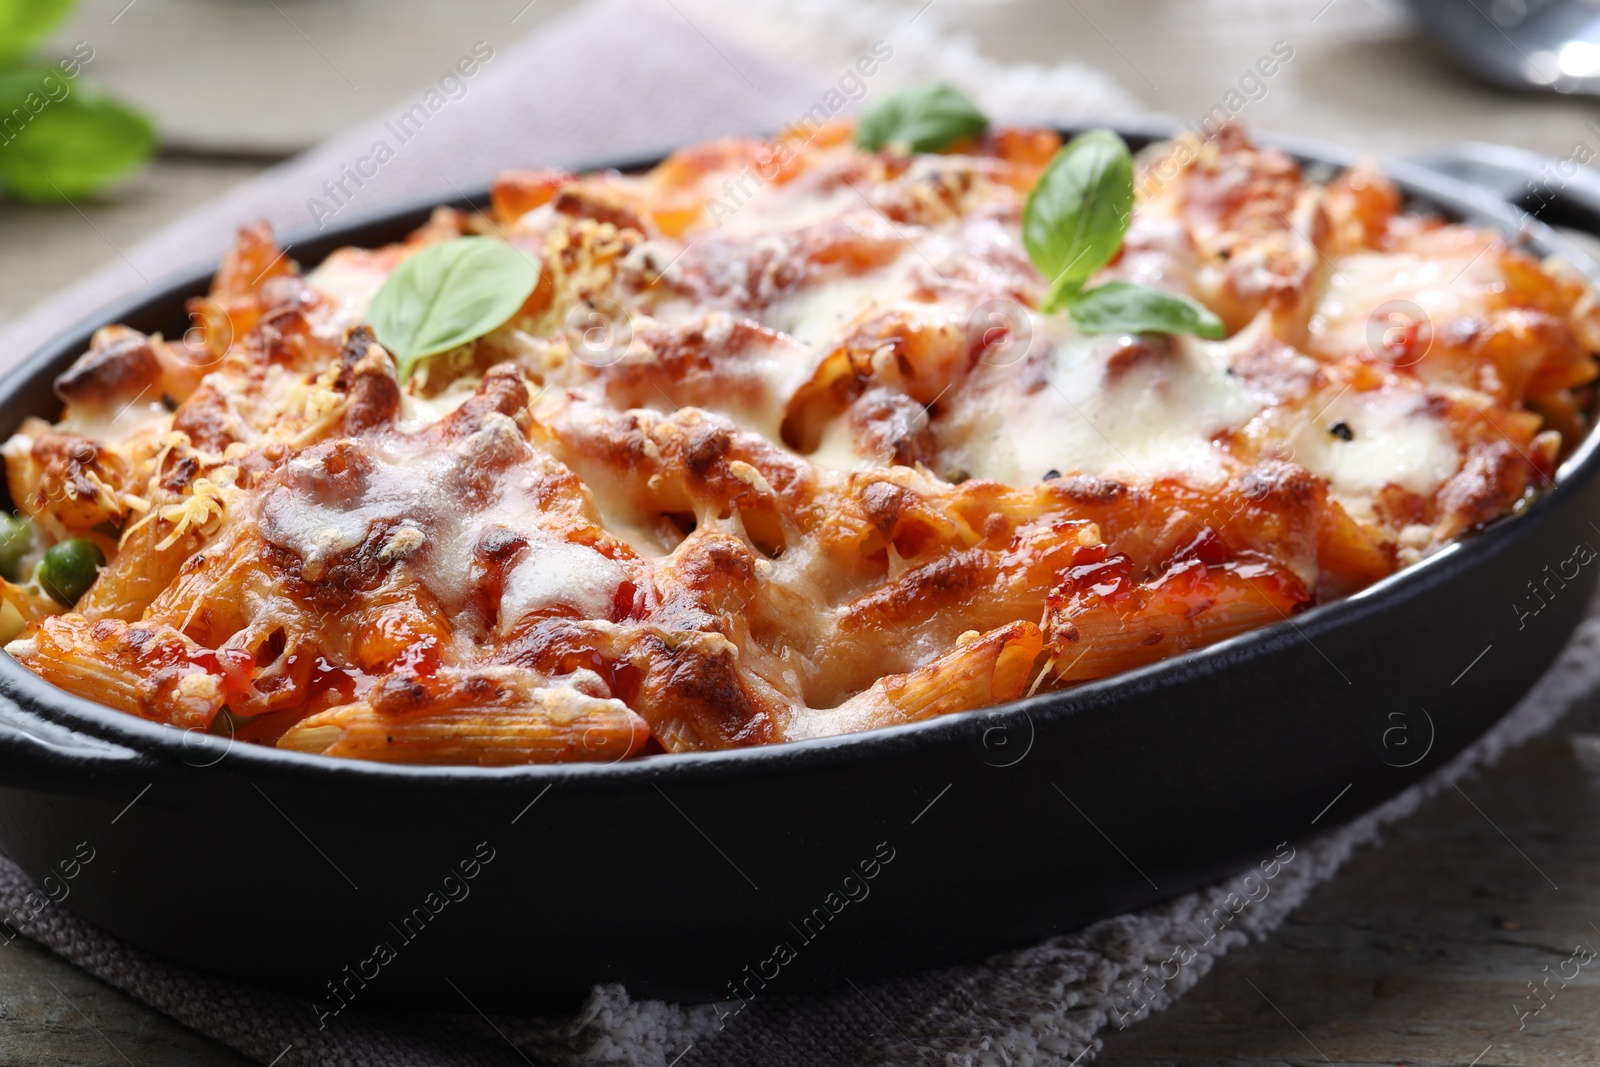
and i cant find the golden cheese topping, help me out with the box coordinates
[3,121,1597,764]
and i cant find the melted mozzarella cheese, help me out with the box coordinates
[397,379,479,432]
[57,400,173,442]
[259,431,627,631]
[1291,387,1461,504]
[497,534,625,632]
[1308,251,1500,357]
[260,447,458,572]
[763,264,918,351]
[667,313,819,442]
[306,250,391,325]
[716,181,863,236]
[634,211,1476,500]
[936,316,1268,487]
[807,415,882,473]
[277,158,1494,550]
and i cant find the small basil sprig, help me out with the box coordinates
[0,0,157,202]
[1068,281,1224,338]
[0,0,74,62]
[1023,129,1131,313]
[367,236,539,383]
[0,69,155,200]
[1024,129,1224,339]
[856,83,988,154]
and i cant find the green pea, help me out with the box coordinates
[37,539,105,607]
[210,708,255,737]
[0,514,31,582]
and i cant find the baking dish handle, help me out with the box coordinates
[1410,142,1600,234]
[0,692,156,796]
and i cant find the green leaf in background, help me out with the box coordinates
[0,68,156,200]
[0,0,76,63]
[855,83,988,154]
[368,236,540,383]
[1069,281,1226,340]
[1023,129,1134,313]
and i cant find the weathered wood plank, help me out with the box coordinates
[1099,693,1600,1066]
[0,935,252,1066]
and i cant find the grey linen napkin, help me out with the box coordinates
[3,2,1599,1064]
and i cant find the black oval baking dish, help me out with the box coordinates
[0,127,1595,1013]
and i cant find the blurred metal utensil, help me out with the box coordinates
[1406,0,1600,94]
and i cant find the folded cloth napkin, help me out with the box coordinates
[1,1,1594,1064]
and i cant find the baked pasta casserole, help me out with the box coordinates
[4,114,1597,765]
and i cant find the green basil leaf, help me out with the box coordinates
[368,236,539,382]
[1023,129,1133,313]
[1069,281,1225,339]
[855,83,988,154]
[0,0,76,63]
[0,69,155,200]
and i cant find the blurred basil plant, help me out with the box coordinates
[0,0,155,201]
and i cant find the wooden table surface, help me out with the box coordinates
[6,1,1600,1063]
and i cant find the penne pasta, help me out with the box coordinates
[1,119,1593,764]
[279,675,649,765]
